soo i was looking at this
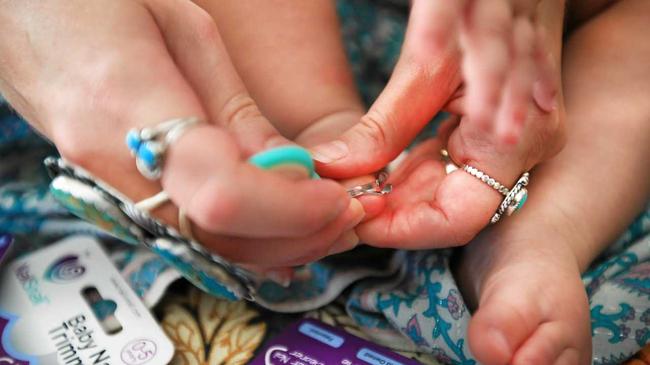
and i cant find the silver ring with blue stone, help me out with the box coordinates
[440,149,529,224]
[126,117,203,180]
[490,172,529,224]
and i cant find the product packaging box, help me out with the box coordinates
[251,318,420,365]
[0,235,173,365]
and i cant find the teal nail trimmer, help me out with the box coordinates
[248,145,319,178]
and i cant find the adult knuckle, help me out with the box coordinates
[220,92,262,128]
[49,54,121,116]
[49,57,130,168]
[358,111,392,152]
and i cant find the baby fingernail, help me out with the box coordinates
[533,80,558,112]
[310,140,349,164]
[344,198,366,230]
[328,230,360,256]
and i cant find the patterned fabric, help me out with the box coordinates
[158,287,266,365]
[623,346,650,365]
[0,1,649,364]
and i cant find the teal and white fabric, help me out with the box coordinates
[1,1,648,364]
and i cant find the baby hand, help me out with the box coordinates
[423,0,560,143]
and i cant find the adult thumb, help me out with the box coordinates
[311,4,462,178]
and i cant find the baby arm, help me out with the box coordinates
[194,0,364,146]
[457,5,650,362]
[488,0,650,271]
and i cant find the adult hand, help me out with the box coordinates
[311,0,566,248]
[0,0,364,269]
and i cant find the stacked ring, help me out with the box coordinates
[463,165,510,196]
[440,149,530,224]
[491,172,529,223]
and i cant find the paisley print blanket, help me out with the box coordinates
[1,1,648,364]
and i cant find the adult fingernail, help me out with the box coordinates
[533,80,557,112]
[264,136,294,150]
[310,140,349,164]
[328,230,360,255]
[343,198,365,230]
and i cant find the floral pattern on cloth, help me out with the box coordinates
[155,285,442,365]
[1,1,649,364]
[158,288,266,365]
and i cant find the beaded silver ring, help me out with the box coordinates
[440,149,529,224]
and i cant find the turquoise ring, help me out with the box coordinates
[126,117,202,180]
[493,172,529,223]
[126,118,316,181]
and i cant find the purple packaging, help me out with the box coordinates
[250,318,420,365]
[0,234,11,264]
[0,234,27,365]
